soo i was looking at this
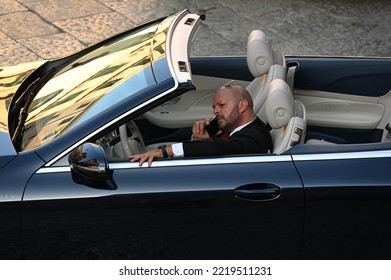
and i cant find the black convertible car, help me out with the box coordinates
[1,10,391,259]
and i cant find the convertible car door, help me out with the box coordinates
[292,148,391,259]
[22,154,303,259]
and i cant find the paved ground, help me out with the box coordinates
[0,0,390,66]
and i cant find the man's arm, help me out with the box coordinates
[129,117,216,166]
[129,145,175,167]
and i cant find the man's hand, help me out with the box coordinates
[129,149,163,167]
[192,118,220,140]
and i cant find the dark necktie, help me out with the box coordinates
[222,133,230,139]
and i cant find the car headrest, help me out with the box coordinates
[265,79,294,129]
[247,30,274,77]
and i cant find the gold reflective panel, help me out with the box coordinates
[0,61,46,133]
[21,15,175,151]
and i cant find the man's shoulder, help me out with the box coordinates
[245,117,268,130]
[232,117,269,138]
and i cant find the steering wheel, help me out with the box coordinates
[119,121,146,157]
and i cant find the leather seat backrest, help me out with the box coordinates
[246,30,286,123]
[265,79,307,154]
[247,30,286,75]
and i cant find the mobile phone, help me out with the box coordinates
[205,118,220,137]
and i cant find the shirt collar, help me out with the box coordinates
[230,117,257,136]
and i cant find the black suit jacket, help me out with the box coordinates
[183,117,273,157]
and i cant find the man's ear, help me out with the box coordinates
[239,99,248,112]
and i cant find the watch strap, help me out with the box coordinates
[159,145,168,158]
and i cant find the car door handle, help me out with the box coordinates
[234,183,281,201]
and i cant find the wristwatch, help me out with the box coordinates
[158,144,168,158]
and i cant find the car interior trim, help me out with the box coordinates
[290,57,391,97]
[168,12,201,84]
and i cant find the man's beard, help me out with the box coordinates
[218,106,240,133]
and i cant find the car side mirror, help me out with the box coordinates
[68,143,116,189]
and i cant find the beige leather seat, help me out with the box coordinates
[246,30,286,123]
[265,79,307,154]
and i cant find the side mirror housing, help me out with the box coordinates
[68,142,110,182]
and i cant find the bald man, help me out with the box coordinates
[130,84,273,167]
